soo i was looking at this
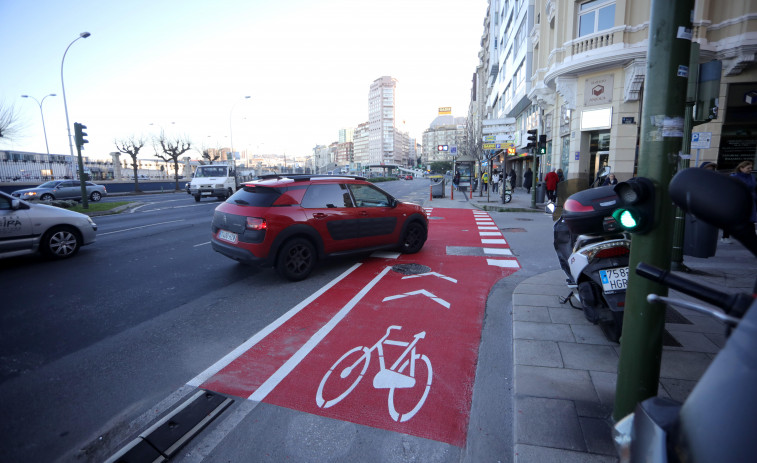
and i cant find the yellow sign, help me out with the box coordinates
[483,143,497,150]
[438,106,452,115]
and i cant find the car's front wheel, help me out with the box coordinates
[276,238,317,281]
[400,222,426,254]
[194,195,201,202]
[41,226,81,259]
[41,193,54,201]
[90,191,102,201]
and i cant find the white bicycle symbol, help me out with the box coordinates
[315,325,433,423]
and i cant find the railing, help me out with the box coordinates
[570,32,614,55]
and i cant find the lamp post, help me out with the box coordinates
[21,93,56,179]
[229,96,251,163]
[61,31,91,180]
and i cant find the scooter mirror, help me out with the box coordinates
[669,168,757,256]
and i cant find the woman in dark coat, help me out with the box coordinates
[523,168,533,193]
[508,168,517,191]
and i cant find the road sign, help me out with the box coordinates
[483,142,513,150]
[691,132,712,149]
[483,135,514,143]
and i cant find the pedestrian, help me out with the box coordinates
[453,171,460,191]
[481,171,489,193]
[523,167,533,194]
[556,168,565,183]
[509,168,517,192]
[492,170,500,194]
[545,169,559,203]
[602,173,618,186]
[722,160,757,244]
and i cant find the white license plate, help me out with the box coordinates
[600,267,628,292]
[217,230,238,244]
[201,191,212,196]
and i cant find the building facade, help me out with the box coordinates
[422,116,468,163]
[369,76,398,165]
[472,0,757,187]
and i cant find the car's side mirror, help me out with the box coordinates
[11,199,20,210]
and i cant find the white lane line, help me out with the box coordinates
[487,259,520,268]
[248,266,392,402]
[131,203,212,213]
[194,241,211,247]
[479,231,502,236]
[482,238,507,245]
[484,247,513,256]
[371,251,401,259]
[477,226,499,230]
[187,263,362,387]
[475,221,495,225]
[98,220,186,235]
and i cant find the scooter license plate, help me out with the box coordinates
[600,267,629,292]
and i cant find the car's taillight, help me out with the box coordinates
[594,246,630,258]
[246,217,267,230]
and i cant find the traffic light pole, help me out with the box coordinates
[613,0,694,422]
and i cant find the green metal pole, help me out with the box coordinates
[77,145,88,209]
[613,0,694,422]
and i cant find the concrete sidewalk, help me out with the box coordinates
[427,181,756,463]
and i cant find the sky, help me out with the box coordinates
[1,0,488,161]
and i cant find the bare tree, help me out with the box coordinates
[155,132,192,191]
[201,147,222,164]
[0,102,24,143]
[115,136,146,192]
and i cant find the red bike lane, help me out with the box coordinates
[195,208,519,447]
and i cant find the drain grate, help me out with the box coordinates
[391,263,431,275]
[501,227,527,232]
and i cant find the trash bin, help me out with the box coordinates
[683,213,718,258]
[429,178,445,198]
[536,182,546,204]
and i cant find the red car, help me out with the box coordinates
[211,174,428,280]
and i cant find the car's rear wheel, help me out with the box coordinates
[276,238,316,281]
[41,226,81,259]
[41,193,54,201]
[400,222,426,254]
[194,195,201,202]
[90,191,102,201]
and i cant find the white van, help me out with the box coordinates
[189,164,238,202]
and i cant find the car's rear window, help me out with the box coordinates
[227,185,281,207]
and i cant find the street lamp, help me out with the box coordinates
[61,31,91,179]
[229,95,251,163]
[21,94,56,155]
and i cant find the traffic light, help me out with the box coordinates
[538,135,547,155]
[526,129,537,150]
[612,177,656,234]
[74,122,88,149]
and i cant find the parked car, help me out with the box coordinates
[11,180,107,202]
[211,174,428,281]
[405,174,414,180]
[0,191,97,259]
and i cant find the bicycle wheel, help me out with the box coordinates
[387,353,433,422]
[316,346,370,409]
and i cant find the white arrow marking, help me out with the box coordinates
[383,290,450,309]
[401,272,458,283]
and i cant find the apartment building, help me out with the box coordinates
[369,76,398,165]
[473,0,757,184]
[422,116,468,163]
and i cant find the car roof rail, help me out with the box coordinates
[256,174,367,182]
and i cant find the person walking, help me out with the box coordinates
[556,168,565,183]
[722,160,757,244]
[545,169,559,203]
[602,173,618,186]
[509,168,517,192]
[523,167,533,194]
[491,170,500,194]
[453,171,460,191]
[481,171,489,193]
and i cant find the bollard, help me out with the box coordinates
[470,186,473,199]
[451,183,454,200]
[429,185,433,201]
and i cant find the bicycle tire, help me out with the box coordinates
[387,353,433,422]
[316,346,370,409]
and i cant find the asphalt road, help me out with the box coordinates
[0,179,555,462]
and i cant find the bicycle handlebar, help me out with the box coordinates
[636,262,755,318]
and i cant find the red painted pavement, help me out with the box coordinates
[199,208,519,446]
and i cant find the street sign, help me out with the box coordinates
[483,135,514,143]
[482,127,515,135]
[691,132,712,149]
[483,142,514,150]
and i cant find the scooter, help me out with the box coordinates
[613,168,757,462]
[553,180,631,342]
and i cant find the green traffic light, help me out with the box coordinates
[613,208,639,230]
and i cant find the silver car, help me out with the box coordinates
[0,191,97,259]
[11,180,108,202]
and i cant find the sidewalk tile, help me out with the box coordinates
[514,444,618,463]
[579,417,617,456]
[571,324,618,345]
[514,321,575,342]
[660,350,713,381]
[515,340,563,367]
[513,306,551,323]
[513,293,563,308]
[559,343,619,373]
[514,396,586,451]
[549,306,593,325]
[515,365,598,402]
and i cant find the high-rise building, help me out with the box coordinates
[353,122,370,171]
[369,76,398,165]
